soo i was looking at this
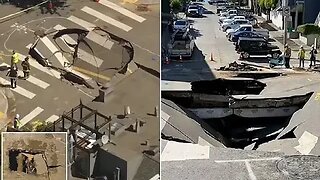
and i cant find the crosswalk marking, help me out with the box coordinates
[81,6,132,32]
[62,19,114,49]
[0,63,50,89]
[45,115,60,123]
[98,0,146,23]
[19,107,44,127]
[0,77,36,99]
[68,15,96,31]
[19,52,61,79]
[53,25,105,67]
[86,31,114,50]
[40,36,70,67]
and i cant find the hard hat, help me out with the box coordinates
[300,45,303,48]
[311,44,315,48]
[15,114,20,119]
[285,44,288,47]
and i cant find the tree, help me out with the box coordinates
[297,24,320,35]
[258,0,278,21]
[170,0,182,14]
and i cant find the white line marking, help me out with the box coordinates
[19,52,61,79]
[40,36,69,67]
[19,107,44,127]
[98,0,146,23]
[27,76,50,89]
[245,161,257,180]
[67,16,96,31]
[161,110,170,132]
[149,174,160,180]
[45,115,60,123]
[214,157,281,163]
[81,6,132,32]
[53,25,106,66]
[294,131,318,155]
[86,31,114,50]
[161,141,210,161]
[0,77,36,99]
[0,63,50,89]
[61,20,114,49]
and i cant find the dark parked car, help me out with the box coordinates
[235,37,281,59]
[231,31,265,42]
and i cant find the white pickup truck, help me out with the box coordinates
[168,30,195,58]
[226,24,269,40]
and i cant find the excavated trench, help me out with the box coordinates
[9,149,44,174]
[162,79,312,149]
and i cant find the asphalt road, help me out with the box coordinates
[0,0,160,129]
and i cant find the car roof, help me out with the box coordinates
[238,37,266,41]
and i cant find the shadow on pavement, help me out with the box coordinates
[3,0,69,16]
[190,28,203,38]
[162,45,216,82]
[242,57,270,63]
[0,66,9,71]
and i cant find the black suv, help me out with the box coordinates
[235,37,281,59]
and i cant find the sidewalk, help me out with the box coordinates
[256,15,320,64]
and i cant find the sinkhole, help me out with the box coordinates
[162,79,313,149]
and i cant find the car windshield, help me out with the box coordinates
[189,6,198,9]
[175,21,187,25]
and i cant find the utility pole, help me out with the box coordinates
[282,0,289,48]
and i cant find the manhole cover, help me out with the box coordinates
[277,155,320,179]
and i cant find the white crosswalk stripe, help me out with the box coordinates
[98,0,146,23]
[0,77,35,99]
[45,115,60,123]
[19,107,44,127]
[53,25,105,67]
[81,6,132,32]
[40,36,70,67]
[64,18,114,50]
[0,63,50,89]
[21,48,61,79]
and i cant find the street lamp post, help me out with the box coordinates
[282,0,289,48]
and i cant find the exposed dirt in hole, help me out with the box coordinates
[3,133,66,180]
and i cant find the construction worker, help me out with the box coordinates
[309,44,318,68]
[6,66,17,89]
[21,56,31,79]
[13,114,20,129]
[284,44,291,68]
[298,45,305,68]
[11,50,19,70]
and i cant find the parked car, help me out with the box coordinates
[217,3,227,14]
[220,9,237,16]
[187,5,203,17]
[173,19,190,31]
[231,31,265,42]
[235,37,281,59]
[226,24,269,40]
[219,14,237,24]
[168,30,195,58]
[221,19,249,32]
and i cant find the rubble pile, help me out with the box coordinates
[218,61,260,71]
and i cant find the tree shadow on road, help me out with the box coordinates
[4,0,69,16]
[189,28,203,38]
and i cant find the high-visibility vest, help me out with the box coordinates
[12,53,19,64]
